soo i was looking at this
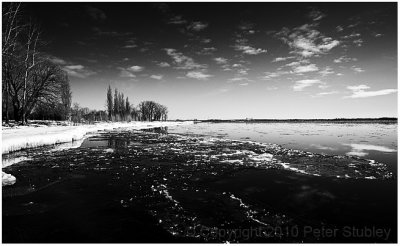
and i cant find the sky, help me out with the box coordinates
[23,2,397,119]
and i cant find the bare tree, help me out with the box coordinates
[21,21,41,123]
[2,2,22,123]
[106,85,113,121]
[60,74,72,120]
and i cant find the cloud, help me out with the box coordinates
[123,39,137,49]
[346,84,397,98]
[234,45,267,55]
[196,47,217,55]
[319,66,335,76]
[336,26,344,32]
[353,39,363,47]
[351,66,365,73]
[228,77,253,83]
[293,79,322,91]
[307,8,325,21]
[272,56,295,62]
[119,70,136,78]
[315,91,339,96]
[63,64,96,78]
[118,66,144,78]
[293,64,319,73]
[157,62,170,67]
[238,21,255,31]
[128,65,144,72]
[333,56,357,63]
[239,83,249,86]
[284,61,301,67]
[187,21,208,31]
[238,21,256,34]
[186,71,212,80]
[150,75,163,80]
[342,33,361,39]
[214,57,228,64]
[275,24,340,58]
[169,15,187,24]
[47,55,67,65]
[165,48,205,70]
[85,6,107,21]
[261,71,290,80]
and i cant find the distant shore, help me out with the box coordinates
[195,118,397,124]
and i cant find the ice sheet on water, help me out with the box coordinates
[126,132,393,180]
[2,172,16,186]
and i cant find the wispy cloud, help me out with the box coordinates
[186,71,212,80]
[261,70,290,80]
[353,39,363,47]
[293,63,319,73]
[238,21,256,34]
[234,45,267,55]
[157,62,170,67]
[187,21,208,31]
[351,66,365,73]
[122,39,137,49]
[47,55,96,78]
[150,75,163,80]
[345,85,397,98]
[47,55,67,65]
[342,33,361,39]
[333,55,357,63]
[169,15,187,25]
[336,26,344,32]
[128,66,144,72]
[196,47,217,55]
[214,57,228,65]
[272,56,295,62]
[228,77,253,83]
[293,79,322,91]
[314,91,339,97]
[275,24,340,58]
[307,8,325,21]
[63,65,96,78]
[319,66,335,76]
[118,66,144,78]
[165,48,205,70]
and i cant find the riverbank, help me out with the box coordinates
[2,121,193,186]
[2,121,193,154]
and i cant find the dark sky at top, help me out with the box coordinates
[21,2,397,119]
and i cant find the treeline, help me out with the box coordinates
[106,86,168,122]
[2,2,71,124]
[2,3,72,124]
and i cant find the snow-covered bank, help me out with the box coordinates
[2,121,193,154]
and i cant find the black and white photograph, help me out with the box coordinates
[2,1,398,243]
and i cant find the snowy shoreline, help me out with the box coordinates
[2,121,193,155]
[2,121,193,186]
